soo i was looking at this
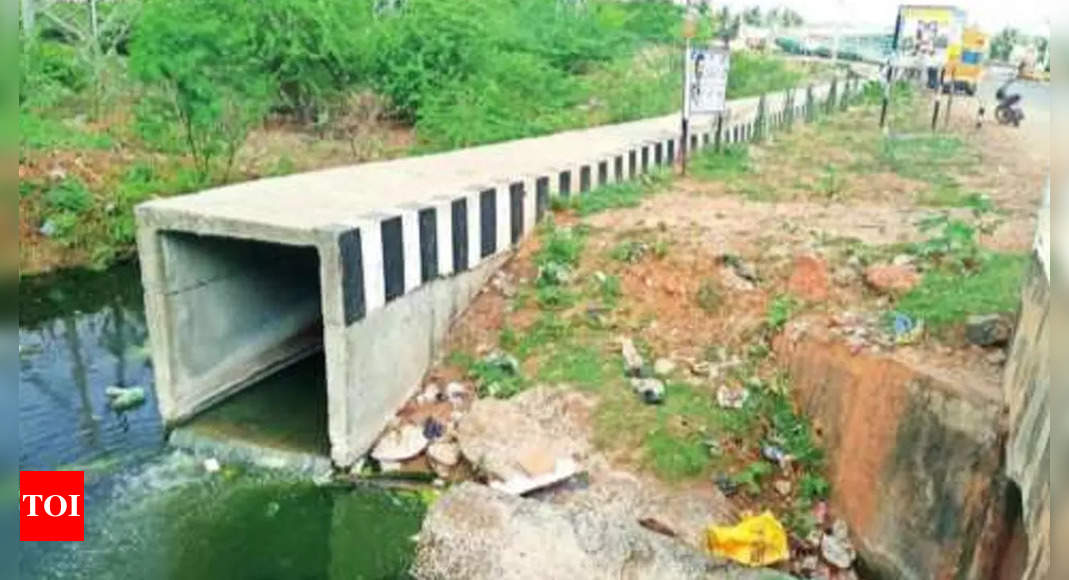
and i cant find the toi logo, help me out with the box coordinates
[20,471,85,541]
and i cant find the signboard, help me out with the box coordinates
[897,5,965,67]
[687,46,730,115]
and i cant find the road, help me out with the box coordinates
[979,66,1050,122]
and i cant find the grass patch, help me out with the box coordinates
[690,144,750,181]
[20,112,114,151]
[537,342,614,390]
[567,169,670,216]
[896,252,1027,328]
[766,294,800,331]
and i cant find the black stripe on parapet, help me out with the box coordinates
[666,139,675,163]
[580,165,591,193]
[451,198,468,272]
[654,142,663,165]
[628,149,637,179]
[732,125,739,142]
[536,176,549,222]
[690,133,698,152]
[641,146,649,172]
[703,132,710,146]
[558,170,571,197]
[614,155,623,182]
[381,216,404,302]
[418,207,437,283]
[338,227,365,325]
[597,161,608,187]
[509,181,524,245]
[480,188,496,258]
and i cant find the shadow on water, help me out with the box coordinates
[19,263,426,579]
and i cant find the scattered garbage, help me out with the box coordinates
[489,456,579,495]
[891,312,924,345]
[619,337,644,377]
[371,424,429,462]
[203,458,221,473]
[481,350,520,375]
[39,219,59,238]
[714,473,739,497]
[820,519,857,569]
[537,261,573,286]
[773,479,792,496]
[965,313,1013,347]
[629,377,665,404]
[423,417,446,440]
[761,445,793,470]
[716,384,749,409]
[104,386,146,412]
[445,382,468,404]
[707,511,789,567]
[416,383,441,405]
[638,517,678,538]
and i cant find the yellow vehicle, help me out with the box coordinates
[944,27,986,95]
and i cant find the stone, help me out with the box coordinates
[490,457,580,495]
[719,266,756,292]
[416,383,441,405]
[517,447,557,477]
[411,483,788,580]
[832,267,860,287]
[620,337,644,377]
[891,253,915,266]
[445,382,469,404]
[629,377,665,404]
[653,358,676,377]
[965,314,1013,347]
[821,519,856,569]
[371,423,429,462]
[864,264,920,293]
[773,480,792,496]
[715,385,749,409]
[986,349,1007,365]
[428,440,461,467]
[787,254,830,301]
[456,386,592,493]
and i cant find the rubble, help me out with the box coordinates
[630,377,666,404]
[371,424,429,462]
[863,264,920,293]
[620,337,645,377]
[965,313,1013,347]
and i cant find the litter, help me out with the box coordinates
[707,511,790,566]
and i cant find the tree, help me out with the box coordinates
[989,27,1022,61]
[715,7,740,41]
[742,6,762,26]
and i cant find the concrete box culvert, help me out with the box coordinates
[135,78,848,467]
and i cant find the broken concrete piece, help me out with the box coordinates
[620,337,644,377]
[630,377,665,404]
[517,447,557,477]
[773,480,792,496]
[416,383,441,405]
[412,482,790,580]
[821,519,857,569]
[489,456,579,495]
[371,423,429,462]
[428,441,460,467]
[965,313,1013,347]
[716,385,749,409]
[445,382,469,403]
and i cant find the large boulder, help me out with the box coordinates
[411,483,794,580]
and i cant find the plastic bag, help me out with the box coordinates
[706,511,789,567]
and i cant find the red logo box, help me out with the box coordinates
[20,471,85,541]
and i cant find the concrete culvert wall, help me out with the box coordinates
[150,232,322,422]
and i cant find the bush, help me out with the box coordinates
[45,178,93,213]
[20,41,89,109]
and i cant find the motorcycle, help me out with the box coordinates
[994,78,1024,126]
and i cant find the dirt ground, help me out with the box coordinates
[372,89,1048,576]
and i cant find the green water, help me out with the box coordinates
[19,264,427,579]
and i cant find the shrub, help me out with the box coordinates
[45,178,93,213]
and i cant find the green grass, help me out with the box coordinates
[537,342,614,390]
[690,144,750,181]
[19,111,114,151]
[766,294,800,331]
[896,252,1027,328]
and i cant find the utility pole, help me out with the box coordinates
[21,0,35,39]
[681,0,694,175]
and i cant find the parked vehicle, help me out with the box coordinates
[994,78,1024,126]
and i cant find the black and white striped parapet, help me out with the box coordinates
[134,77,847,467]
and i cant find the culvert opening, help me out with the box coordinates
[157,231,329,458]
[995,482,1029,580]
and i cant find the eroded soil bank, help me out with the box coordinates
[366,88,1047,579]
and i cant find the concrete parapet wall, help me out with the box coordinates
[136,76,853,466]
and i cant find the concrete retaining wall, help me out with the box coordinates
[137,76,856,467]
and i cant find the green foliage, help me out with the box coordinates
[896,253,1026,329]
[131,0,278,180]
[646,429,709,480]
[19,112,113,151]
[989,27,1023,61]
[691,144,750,181]
[766,294,799,331]
[799,473,830,502]
[727,52,803,100]
[537,343,612,389]
[19,40,88,110]
[44,178,93,213]
[695,278,722,313]
[597,273,622,306]
[733,461,774,495]
[536,285,575,310]
[816,163,845,200]
[536,222,587,271]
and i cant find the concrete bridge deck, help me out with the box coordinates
[136,77,849,467]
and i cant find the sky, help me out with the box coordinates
[717,0,1052,36]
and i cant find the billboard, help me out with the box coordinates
[687,46,730,115]
[897,5,966,65]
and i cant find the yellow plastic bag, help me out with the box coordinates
[706,511,789,567]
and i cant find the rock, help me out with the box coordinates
[456,386,592,494]
[719,254,759,282]
[416,383,442,404]
[39,219,59,238]
[379,460,402,472]
[490,457,580,495]
[965,314,1013,347]
[715,385,748,409]
[718,266,756,292]
[423,417,446,440]
[517,447,557,477]
[986,349,1008,365]
[47,167,67,182]
[445,381,469,401]
[620,338,644,377]
[714,474,739,497]
[832,267,860,287]
[629,377,665,404]
[371,423,429,462]
[428,441,460,467]
[821,519,857,569]
[864,264,920,294]
[773,480,792,496]
[203,458,221,473]
[787,254,830,301]
[411,483,787,580]
[104,386,146,411]
[653,358,676,377]
[891,253,915,266]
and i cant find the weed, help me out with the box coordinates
[690,144,750,181]
[816,163,845,200]
[896,252,1027,329]
[44,178,93,214]
[538,343,612,390]
[695,278,722,313]
[467,354,526,399]
[645,429,710,481]
[536,223,587,271]
[799,473,830,502]
[536,285,576,310]
[610,240,649,263]
[733,461,774,495]
[597,273,622,306]
[766,294,799,331]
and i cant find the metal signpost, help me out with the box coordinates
[683,44,729,175]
